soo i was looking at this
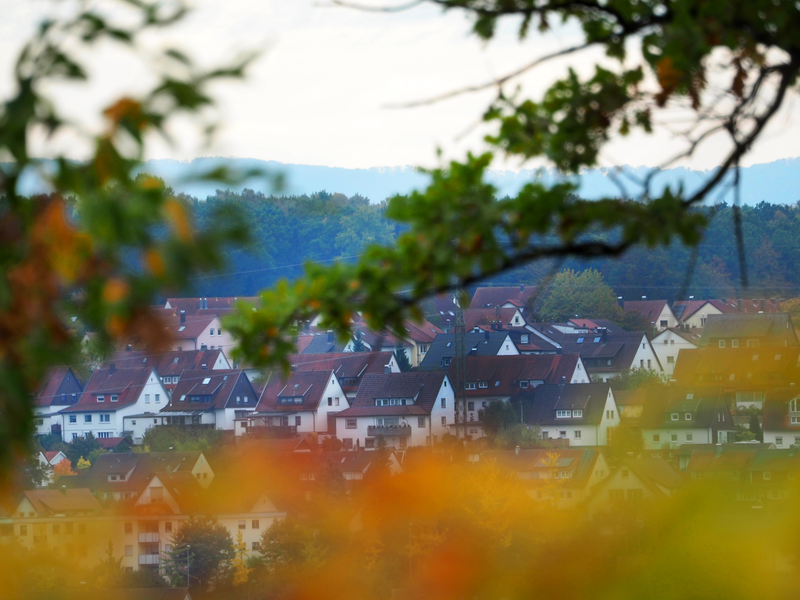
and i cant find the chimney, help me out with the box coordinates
[198,298,202,309]
[125,344,132,352]
[737,299,742,312]
[327,330,334,343]
[641,295,647,300]
[180,310,186,324]
[495,306,501,320]
[515,445,520,455]
[760,299,766,312]
[560,376,566,385]
[484,330,490,340]
[384,365,392,374]
[599,327,608,343]
[109,363,115,375]
[61,485,67,495]
[617,296,623,308]
[519,284,525,293]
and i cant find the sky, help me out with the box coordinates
[2,0,800,174]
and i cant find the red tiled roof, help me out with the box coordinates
[339,371,449,416]
[470,286,538,308]
[448,354,581,397]
[60,367,156,412]
[462,307,526,331]
[622,300,669,323]
[23,488,101,515]
[105,349,228,377]
[256,370,336,412]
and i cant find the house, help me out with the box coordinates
[300,332,350,354]
[66,451,214,502]
[165,310,235,353]
[639,387,735,448]
[673,298,784,329]
[650,327,702,378]
[586,458,683,517]
[744,449,800,502]
[153,369,259,433]
[37,450,67,468]
[470,285,538,309]
[520,383,621,446]
[418,331,519,370]
[613,388,647,424]
[104,349,231,390]
[334,371,455,449]
[672,347,800,408]
[446,354,590,438]
[241,370,349,437]
[699,313,797,349]
[33,367,84,437]
[310,450,404,480]
[13,488,102,519]
[762,388,800,449]
[480,447,611,509]
[291,351,399,399]
[680,444,765,480]
[558,329,662,382]
[56,367,171,442]
[164,296,258,316]
[622,300,678,331]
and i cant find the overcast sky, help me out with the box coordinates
[2,0,800,172]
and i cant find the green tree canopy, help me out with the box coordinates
[162,516,234,592]
[479,400,520,439]
[535,269,620,322]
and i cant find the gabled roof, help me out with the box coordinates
[256,370,337,412]
[672,347,800,386]
[521,383,612,426]
[22,488,101,515]
[300,335,349,354]
[165,296,258,315]
[748,449,800,472]
[462,307,526,331]
[447,354,581,397]
[683,446,761,474]
[163,370,256,411]
[638,386,730,429]
[559,331,647,372]
[623,300,671,324]
[292,352,395,392]
[337,371,449,417]
[74,451,205,493]
[164,313,218,341]
[35,367,83,407]
[699,313,796,346]
[481,448,600,487]
[622,458,684,494]
[104,349,229,377]
[653,327,702,345]
[674,298,783,320]
[402,319,445,344]
[470,286,538,308]
[59,367,157,412]
[418,332,516,370]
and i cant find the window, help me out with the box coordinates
[606,410,615,419]
[478,381,488,389]
[685,413,692,421]
[149,487,163,503]
[97,395,104,403]
[574,430,582,439]
[98,432,110,439]
[155,394,160,403]
[295,416,301,426]
[763,471,772,481]
[640,360,645,367]
[670,339,674,346]
[519,381,529,389]
[621,469,629,479]
[69,415,76,423]
[365,438,375,449]
[346,419,357,429]
[441,398,446,408]
[84,414,92,423]
[124,522,132,534]
[775,437,783,446]
[328,397,333,406]
[667,356,675,364]
[732,339,739,348]
[420,345,428,354]
[719,340,726,348]
[441,416,447,426]
[145,394,150,403]
[556,410,571,418]
[466,382,476,390]
[671,413,679,421]
[573,410,583,418]
[125,545,133,557]
[343,438,353,449]
[789,398,798,413]
[653,434,660,443]
[671,434,678,442]
[467,402,474,411]
[660,320,668,327]
[165,522,172,532]
[747,339,759,348]
[210,328,215,336]
[442,357,451,367]
[252,520,260,529]
[686,434,693,442]
[252,542,261,551]
[19,525,27,536]
[100,414,110,423]
[110,395,118,402]
[418,417,426,428]
[239,520,246,530]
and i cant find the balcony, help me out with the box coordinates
[138,554,160,565]
[368,425,412,437]
[139,532,159,543]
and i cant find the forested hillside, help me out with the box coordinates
[186,190,800,300]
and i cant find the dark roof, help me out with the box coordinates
[300,335,349,354]
[59,367,156,412]
[418,331,516,370]
[163,370,256,411]
[292,352,395,392]
[76,451,205,493]
[559,331,647,372]
[673,299,783,320]
[748,449,800,472]
[638,387,730,429]
[672,347,800,387]
[104,349,229,377]
[683,446,762,473]
[166,296,258,315]
[521,383,612,426]
[164,312,217,340]
[33,588,191,600]
[22,488,101,515]
[470,286,538,308]
[447,354,581,397]
[337,371,449,417]
[96,437,130,450]
[35,367,83,407]
[762,388,800,432]
[256,370,336,412]
[481,448,600,487]
[622,300,671,323]
[462,307,526,331]
[699,313,796,346]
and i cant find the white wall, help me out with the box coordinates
[764,430,800,448]
[652,330,697,378]
[642,427,715,449]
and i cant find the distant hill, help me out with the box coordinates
[7,156,800,205]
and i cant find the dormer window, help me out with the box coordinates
[573,410,583,417]
[556,410,571,418]
[97,395,104,403]
[685,413,692,421]
[718,340,726,348]
[442,357,451,367]
[520,334,529,344]
[111,395,118,402]
[671,413,679,421]
[790,398,798,413]
[466,382,476,390]
[479,381,488,389]
[520,381,529,389]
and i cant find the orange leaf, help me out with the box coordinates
[103,278,130,304]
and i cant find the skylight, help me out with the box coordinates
[577,337,584,343]
[178,326,186,332]
[202,377,211,384]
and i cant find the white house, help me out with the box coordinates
[33,367,84,437]
[560,330,662,382]
[650,328,702,378]
[639,388,735,449]
[57,366,171,442]
[762,389,800,449]
[334,371,455,449]
[622,300,679,331]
